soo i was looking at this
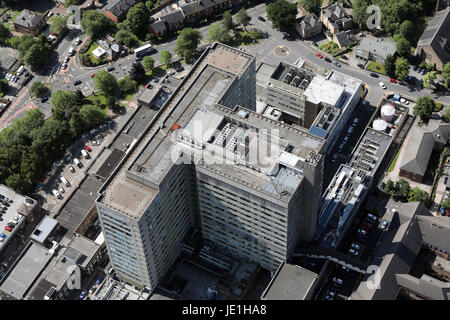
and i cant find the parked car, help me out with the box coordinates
[331,154,338,163]
[95,276,103,285]
[0,233,7,239]
[440,208,446,216]
[390,78,398,83]
[381,221,389,229]
[417,68,423,74]
[106,66,115,72]
[7,222,15,228]
[357,63,364,68]
[351,243,361,250]
[341,55,348,60]
[90,73,95,78]
[399,98,409,105]
[92,140,100,146]
[79,290,87,299]
[84,145,92,152]
[167,69,175,76]
[420,69,426,75]
[316,52,323,59]
[357,228,367,236]
[332,277,343,285]
[52,189,62,199]
[369,72,379,78]
[379,82,387,89]
[69,166,75,173]
[174,65,184,72]
[58,186,65,194]
[74,80,82,86]
[4,226,11,232]
[41,96,49,103]
[348,248,359,256]
[257,16,265,22]
[333,61,341,67]
[324,57,332,63]
[352,118,359,126]
[367,213,378,221]
[151,78,159,83]
[412,65,418,71]
[341,265,350,272]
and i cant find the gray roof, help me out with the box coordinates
[180,1,204,16]
[417,7,450,64]
[160,9,185,25]
[96,148,126,180]
[321,3,348,21]
[14,9,45,29]
[104,0,137,16]
[395,273,450,300]
[150,20,167,33]
[30,216,58,244]
[416,213,450,254]
[262,263,318,300]
[400,119,450,176]
[334,31,356,47]
[298,13,321,33]
[352,200,426,300]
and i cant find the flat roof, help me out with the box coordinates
[0,242,52,300]
[96,148,126,180]
[262,263,318,300]
[304,75,344,106]
[137,86,161,106]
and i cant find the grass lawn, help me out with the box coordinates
[145,66,166,78]
[367,61,386,75]
[4,10,20,29]
[233,30,262,46]
[387,150,400,172]
[83,42,109,66]
[318,41,340,55]
[84,94,109,113]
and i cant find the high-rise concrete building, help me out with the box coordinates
[95,43,324,291]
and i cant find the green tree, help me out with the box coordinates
[24,43,47,70]
[79,105,106,129]
[115,29,138,48]
[175,28,202,62]
[50,15,68,35]
[30,82,47,98]
[395,178,411,200]
[142,56,155,71]
[51,90,79,122]
[442,197,450,209]
[442,107,450,124]
[384,54,396,77]
[442,62,450,89]
[408,187,429,204]
[413,96,435,121]
[0,22,10,45]
[0,79,8,96]
[222,11,234,31]
[94,70,118,98]
[125,3,150,39]
[395,37,411,58]
[81,10,115,39]
[299,0,322,13]
[117,75,137,95]
[236,8,251,32]
[399,20,415,42]
[5,174,30,195]
[160,50,172,66]
[395,58,410,80]
[129,61,146,82]
[384,179,395,193]
[423,71,437,88]
[266,0,298,31]
[352,0,371,29]
[207,22,231,44]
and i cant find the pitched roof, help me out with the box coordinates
[400,119,450,176]
[104,0,137,16]
[150,20,167,32]
[334,31,356,47]
[160,9,185,24]
[417,7,450,64]
[14,9,45,29]
[321,3,348,21]
[180,1,204,16]
[298,13,321,32]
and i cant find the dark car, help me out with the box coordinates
[96,276,103,285]
[257,16,265,22]
[324,57,332,63]
[357,63,364,68]
[369,72,379,78]
[174,65,184,72]
[74,80,82,86]
[40,96,49,103]
[341,54,348,60]
[106,66,115,72]
[420,69,426,75]
[412,65,418,71]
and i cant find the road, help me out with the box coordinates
[1,2,449,129]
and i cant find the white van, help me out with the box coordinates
[17,65,24,76]
[81,149,89,159]
[73,158,82,168]
[60,176,70,187]
[68,47,74,56]
[52,189,62,199]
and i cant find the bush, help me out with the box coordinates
[434,102,443,112]
[118,76,137,96]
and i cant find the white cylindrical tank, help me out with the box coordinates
[373,118,388,132]
[381,103,395,122]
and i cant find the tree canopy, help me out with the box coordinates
[142,56,155,70]
[115,29,138,48]
[352,0,371,29]
[123,3,150,39]
[236,9,251,32]
[207,22,231,45]
[384,54,396,77]
[50,15,68,35]
[413,96,435,121]
[423,71,437,89]
[222,11,234,31]
[299,0,322,13]
[442,62,450,89]
[395,37,411,58]
[81,10,115,39]
[395,58,410,80]
[266,0,298,31]
[94,70,118,98]
[160,50,172,66]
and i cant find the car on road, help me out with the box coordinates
[331,154,338,163]
[58,186,65,194]
[332,277,343,285]
[152,78,159,83]
[90,73,95,78]
[96,276,103,285]
[357,228,367,236]
[84,145,92,152]
[0,233,7,239]
[106,66,115,72]
[369,72,379,78]
[367,213,378,222]
[257,16,265,21]
[315,52,323,59]
[351,243,361,250]
[92,140,100,146]
[74,80,82,86]
[352,118,359,126]
[348,248,359,256]
[69,166,75,173]
[381,221,389,229]
[174,65,184,72]
[52,189,62,199]
[400,98,409,105]
[390,78,398,83]
[357,63,364,69]
[4,226,12,232]
[324,57,332,63]
[79,290,87,299]
[167,69,175,76]
[379,82,387,89]
[41,97,48,103]
[333,61,341,67]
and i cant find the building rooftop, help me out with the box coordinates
[95,149,126,180]
[304,74,344,106]
[30,216,58,244]
[262,262,318,300]
[358,37,397,59]
[14,9,45,29]
[0,242,53,300]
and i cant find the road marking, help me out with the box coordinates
[0,102,37,129]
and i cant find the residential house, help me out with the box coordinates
[295,13,322,39]
[320,3,352,35]
[399,118,450,182]
[150,20,167,36]
[159,8,185,31]
[103,0,139,23]
[13,9,46,36]
[416,7,450,71]
[333,30,357,49]
[98,39,122,60]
